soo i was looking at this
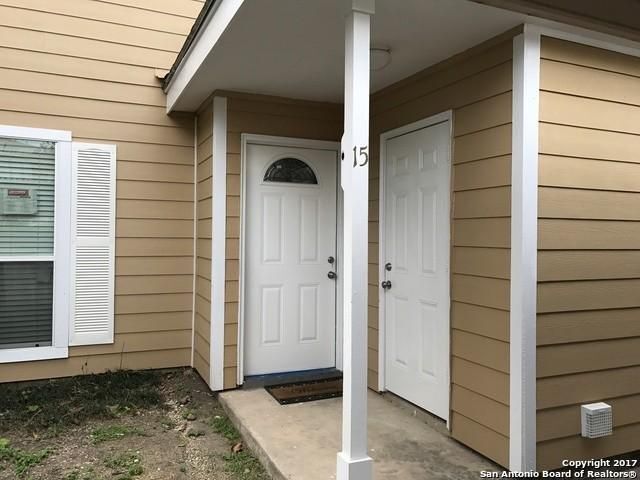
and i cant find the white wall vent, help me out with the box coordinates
[581,402,613,439]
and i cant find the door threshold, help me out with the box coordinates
[243,368,341,389]
[381,391,449,435]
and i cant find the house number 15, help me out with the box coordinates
[352,146,369,167]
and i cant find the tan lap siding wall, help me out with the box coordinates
[193,101,213,385]
[0,0,202,382]
[536,37,640,469]
[222,93,343,389]
[370,32,516,468]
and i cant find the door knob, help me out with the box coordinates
[328,256,335,264]
[328,271,337,280]
[381,280,392,290]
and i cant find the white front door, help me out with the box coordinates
[383,120,451,420]
[245,143,338,376]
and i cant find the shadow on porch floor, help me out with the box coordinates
[219,388,501,480]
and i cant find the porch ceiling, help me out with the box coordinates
[167,0,528,112]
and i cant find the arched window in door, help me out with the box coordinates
[263,157,318,185]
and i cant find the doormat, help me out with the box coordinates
[265,376,343,405]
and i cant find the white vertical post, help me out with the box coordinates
[337,1,374,479]
[510,26,539,472]
[211,96,228,391]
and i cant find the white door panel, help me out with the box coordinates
[384,121,450,420]
[245,144,337,375]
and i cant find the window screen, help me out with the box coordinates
[0,137,55,349]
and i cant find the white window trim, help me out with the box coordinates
[0,124,71,143]
[0,125,72,364]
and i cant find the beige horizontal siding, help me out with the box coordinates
[452,412,509,468]
[0,0,201,383]
[370,31,516,467]
[538,393,640,442]
[0,26,177,69]
[536,37,640,469]
[0,0,196,35]
[452,302,509,342]
[539,187,640,221]
[0,5,186,52]
[540,124,640,164]
[222,92,343,390]
[538,423,640,471]
[453,247,510,280]
[0,68,167,105]
[0,349,190,383]
[538,309,640,345]
[192,100,213,386]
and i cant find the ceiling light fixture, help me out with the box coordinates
[370,47,391,71]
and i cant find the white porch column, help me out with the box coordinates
[337,1,374,480]
[510,26,540,472]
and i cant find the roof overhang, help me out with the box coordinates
[165,0,243,112]
[164,0,534,113]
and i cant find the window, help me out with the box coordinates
[0,138,56,350]
[0,126,72,363]
[263,157,318,184]
[0,262,53,349]
[0,127,117,364]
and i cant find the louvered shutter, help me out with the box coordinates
[70,143,116,346]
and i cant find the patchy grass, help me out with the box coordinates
[90,425,146,444]
[160,418,177,430]
[223,451,268,480]
[210,415,241,443]
[104,451,143,478]
[0,370,163,435]
[0,437,51,478]
[0,369,271,479]
[181,408,197,421]
[62,467,99,480]
[209,414,268,480]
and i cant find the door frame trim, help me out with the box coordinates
[377,110,453,426]
[238,134,342,384]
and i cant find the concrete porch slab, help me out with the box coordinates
[219,388,499,480]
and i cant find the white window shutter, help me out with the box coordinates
[70,143,116,346]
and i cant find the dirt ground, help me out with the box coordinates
[0,369,269,480]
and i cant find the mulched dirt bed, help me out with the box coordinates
[0,368,269,480]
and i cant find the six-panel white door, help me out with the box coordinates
[245,144,337,376]
[383,121,450,420]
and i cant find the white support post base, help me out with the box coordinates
[337,452,373,480]
[337,1,374,479]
